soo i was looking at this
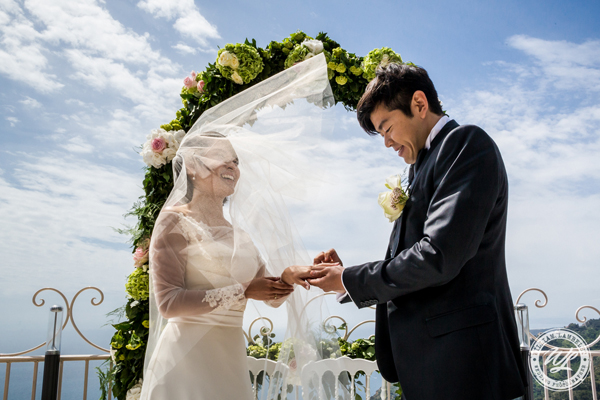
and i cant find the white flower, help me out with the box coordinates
[378,174,408,222]
[110,347,117,364]
[302,39,324,55]
[141,128,187,168]
[229,54,240,69]
[130,300,139,308]
[126,380,143,400]
[218,50,234,67]
[142,264,148,272]
[173,129,186,145]
[162,147,177,163]
[231,71,244,85]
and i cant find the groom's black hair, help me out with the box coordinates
[357,63,443,135]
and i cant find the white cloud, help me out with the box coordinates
[448,36,600,326]
[173,42,196,55]
[0,0,63,92]
[6,116,19,126]
[0,153,142,295]
[19,96,42,108]
[137,0,220,47]
[507,35,600,92]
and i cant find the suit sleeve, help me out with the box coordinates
[342,127,503,307]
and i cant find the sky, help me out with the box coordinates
[1,0,600,364]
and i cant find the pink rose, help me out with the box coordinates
[197,80,205,93]
[133,247,149,267]
[151,137,166,153]
[289,358,297,371]
[183,76,195,89]
[190,71,197,80]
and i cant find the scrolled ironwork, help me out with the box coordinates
[70,287,109,353]
[515,287,548,309]
[575,305,600,349]
[323,315,347,336]
[245,317,274,345]
[516,287,600,351]
[0,287,109,356]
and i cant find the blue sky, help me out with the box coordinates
[1,0,600,360]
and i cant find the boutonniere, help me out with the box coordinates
[378,173,409,222]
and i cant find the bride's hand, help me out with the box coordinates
[245,277,294,301]
[281,265,312,290]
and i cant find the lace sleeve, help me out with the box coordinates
[150,211,247,318]
[203,284,246,311]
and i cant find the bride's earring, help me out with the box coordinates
[192,172,196,180]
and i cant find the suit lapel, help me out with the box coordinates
[389,119,460,259]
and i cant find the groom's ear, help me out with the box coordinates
[411,91,429,119]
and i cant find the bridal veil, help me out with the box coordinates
[143,53,347,399]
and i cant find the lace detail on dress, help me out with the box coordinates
[176,213,215,259]
[202,283,246,311]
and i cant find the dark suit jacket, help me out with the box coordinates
[341,120,527,400]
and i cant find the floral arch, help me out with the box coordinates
[107,30,403,399]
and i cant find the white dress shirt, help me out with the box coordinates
[335,115,451,302]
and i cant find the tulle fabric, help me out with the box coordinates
[141,53,346,400]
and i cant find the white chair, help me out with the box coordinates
[300,356,391,400]
[247,356,283,399]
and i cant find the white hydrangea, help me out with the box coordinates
[302,39,324,55]
[140,128,186,169]
[125,379,143,400]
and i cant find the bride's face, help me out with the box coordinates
[191,140,240,198]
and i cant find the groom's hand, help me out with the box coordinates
[307,263,345,293]
[313,248,343,266]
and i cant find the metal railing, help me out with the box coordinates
[3,287,599,400]
[0,287,111,400]
[516,288,600,400]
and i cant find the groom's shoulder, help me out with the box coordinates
[443,122,497,152]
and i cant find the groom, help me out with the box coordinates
[307,64,528,400]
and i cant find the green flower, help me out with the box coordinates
[292,31,307,42]
[125,268,149,301]
[284,44,312,69]
[349,65,363,76]
[332,47,344,58]
[125,331,143,351]
[282,47,290,55]
[327,61,337,70]
[328,69,335,80]
[336,64,346,74]
[160,123,173,132]
[335,75,348,85]
[362,47,402,81]
[142,320,150,329]
[216,43,264,85]
[111,331,125,349]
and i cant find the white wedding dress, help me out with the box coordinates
[141,211,284,400]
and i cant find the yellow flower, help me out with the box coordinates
[142,320,150,328]
[119,354,125,361]
[335,75,348,85]
[328,61,337,70]
[336,64,346,74]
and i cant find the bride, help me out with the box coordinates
[140,53,340,400]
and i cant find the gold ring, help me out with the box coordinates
[274,295,278,300]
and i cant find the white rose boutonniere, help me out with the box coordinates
[378,174,409,222]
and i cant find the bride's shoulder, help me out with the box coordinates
[157,206,188,226]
